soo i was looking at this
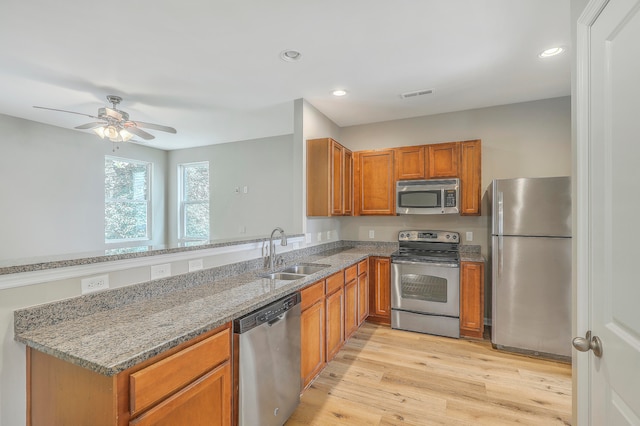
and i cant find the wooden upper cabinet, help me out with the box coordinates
[427,142,460,178]
[394,145,426,180]
[307,138,353,217]
[459,139,482,215]
[343,148,353,215]
[354,149,395,215]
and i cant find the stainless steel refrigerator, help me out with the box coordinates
[491,176,571,359]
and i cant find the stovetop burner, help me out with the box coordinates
[392,230,460,265]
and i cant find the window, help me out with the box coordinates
[104,156,151,242]
[179,162,210,241]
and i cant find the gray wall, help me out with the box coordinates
[167,134,296,244]
[0,113,168,262]
[338,96,572,259]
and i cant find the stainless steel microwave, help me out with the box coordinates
[396,179,460,215]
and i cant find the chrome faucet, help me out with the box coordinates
[268,227,288,270]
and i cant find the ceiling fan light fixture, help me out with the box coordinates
[104,125,119,140]
[93,127,106,139]
[119,129,134,142]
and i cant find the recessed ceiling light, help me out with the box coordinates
[280,49,302,62]
[538,47,564,58]
[332,89,348,97]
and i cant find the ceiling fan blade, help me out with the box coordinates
[75,122,106,130]
[33,106,99,120]
[133,121,177,134]
[124,125,155,140]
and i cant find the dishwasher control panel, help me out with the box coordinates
[234,293,301,333]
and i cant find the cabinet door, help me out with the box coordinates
[395,146,426,180]
[344,279,358,340]
[368,257,391,325]
[343,148,353,216]
[325,288,344,362]
[130,362,231,426]
[459,139,482,216]
[460,261,485,339]
[357,271,369,325]
[331,140,344,215]
[354,150,395,215]
[427,142,460,178]
[300,300,325,389]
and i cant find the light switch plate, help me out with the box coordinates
[369,230,375,239]
[466,231,473,242]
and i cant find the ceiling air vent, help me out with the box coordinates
[400,89,434,99]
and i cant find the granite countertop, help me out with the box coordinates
[14,245,396,376]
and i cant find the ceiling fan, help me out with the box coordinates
[33,95,177,143]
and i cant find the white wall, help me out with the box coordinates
[166,134,296,244]
[0,114,168,262]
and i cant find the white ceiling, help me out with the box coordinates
[0,0,571,151]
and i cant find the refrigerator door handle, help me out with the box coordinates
[497,191,504,235]
[498,236,503,277]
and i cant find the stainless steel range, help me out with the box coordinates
[391,230,461,338]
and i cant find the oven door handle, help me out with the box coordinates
[391,259,459,268]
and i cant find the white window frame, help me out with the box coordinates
[104,156,152,244]
[178,161,210,242]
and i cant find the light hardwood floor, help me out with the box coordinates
[286,322,572,426]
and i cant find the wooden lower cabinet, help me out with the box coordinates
[357,259,369,324]
[368,256,391,325]
[325,284,345,362]
[344,277,359,340]
[27,323,232,426]
[300,283,326,389]
[460,261,485,338]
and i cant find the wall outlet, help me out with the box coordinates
[243,185,248,194]
[151,263,171,280]
[326,230,332,240]
[239,225,246,234]
[81,274,109,294]
[188,259,204,272]
[369,229,375,239]
[234,186,240,194]
[466,231,473,242]
[317,232,322,242]
[305,233,312,243]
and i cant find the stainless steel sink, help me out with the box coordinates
[281,264,331,275]
[260,272,306,280]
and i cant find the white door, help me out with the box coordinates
[576,0,640,423]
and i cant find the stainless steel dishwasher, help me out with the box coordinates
[234,293,301,426]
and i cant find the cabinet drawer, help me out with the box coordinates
[300,280,325,311]
[358,259,368,276]
[326,271,345,295]
[345,264,358,283]
[130,328,231,416]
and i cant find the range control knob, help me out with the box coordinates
[446,234,450,239]
[452,234,457,240]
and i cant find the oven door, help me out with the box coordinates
[391,260,460,317]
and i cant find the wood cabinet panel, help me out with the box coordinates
[460,261,485,339]
[368,257,391,325]
[130,362,231,426]
[325,288,345,362]
[300,280,325,311]
[331,141,344,215]
[354,150,395,215]
[326,271,344,295]
[394,145,426,180]
[344,278,358,340]
[459,139,482,216]
[300,299,325,389]
[129,330,230,416]
[427,142,460,178]
[357,269,369,325]
[307,138,352,217]
[344,264,358,283]
[343,148,353,215]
